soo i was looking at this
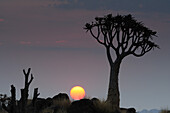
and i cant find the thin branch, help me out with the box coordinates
[28,74,34,85]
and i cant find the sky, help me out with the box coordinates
[0,0,170,111]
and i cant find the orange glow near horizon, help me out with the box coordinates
[70,86,85,100]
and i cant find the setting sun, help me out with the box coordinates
[70,86,85,100]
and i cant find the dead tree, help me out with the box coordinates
[32,88,40,113]
[85,14,159,111]
[10,85,17,113]
[2,68,39,113]
[19,68,34,113]
[1,85,16,113]
[32,88,40,107]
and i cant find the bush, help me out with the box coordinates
[160,109,170,113]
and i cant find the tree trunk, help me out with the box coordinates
[10,85,17,113]
[19,68,34,113]
[32,88,40,113]
[20,89,27,113]
[106,47,122,111]
[32,88,40,107]
[106,60,121,110]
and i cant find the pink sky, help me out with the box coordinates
[0,0,170,111]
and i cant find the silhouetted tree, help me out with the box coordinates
[1,86,16,113]
[32,88,40,113]
[1,68,39,113]
[19,68,34,113]
[85,14,159,111]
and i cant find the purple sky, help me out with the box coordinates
[0,0,170,111]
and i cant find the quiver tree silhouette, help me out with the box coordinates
[85,14,159,111]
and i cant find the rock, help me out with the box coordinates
[121,108,136,113]
[35,98,53,112]
[127,108,136,113]
[68,99,97,113]
[52,93,69,101]
[51,93,70,113]
[91,98,100,104]
[45,97,53,107]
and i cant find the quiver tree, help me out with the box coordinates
[85,14,159,111]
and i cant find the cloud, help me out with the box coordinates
[47,0,69,7]
[0,19,4,22]
[20,41,32,45]
[19,40,67,47]
[56,40,67,44]
[48,0,170,14]
[165,20,170,23]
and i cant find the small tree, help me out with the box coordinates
[85,14,159,111]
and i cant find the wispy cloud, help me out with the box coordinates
[19,40,67,46]
[165,20,170,23]
[20,41,32,45]
[0,18,4,22]
[48,0,69,7]
[56,40,67,44]
[48,0,170,14]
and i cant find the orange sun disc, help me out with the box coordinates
[70,86,85,100]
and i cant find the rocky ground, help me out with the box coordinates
[0,93,137,113]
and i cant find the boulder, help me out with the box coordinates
[45,97,53,107]
[68,99,98,113]
[121,108,136,113]
[91,98,100,104]
[52,93,69,101]
[51,93,70,113]
[35,98,53,112]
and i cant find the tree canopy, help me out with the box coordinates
[85,14,159,59]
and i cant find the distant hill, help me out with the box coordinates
[138,109,161,113]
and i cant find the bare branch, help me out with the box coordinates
[23,68,31,76]
[89,26,106,46]
[28,74,34,85]
[85,14,159,61]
